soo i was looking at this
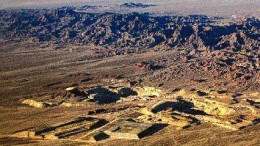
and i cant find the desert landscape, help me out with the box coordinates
[0,1,259,146]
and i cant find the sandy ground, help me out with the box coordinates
[0,41,259,145]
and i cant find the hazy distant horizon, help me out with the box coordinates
[0,0,259,18]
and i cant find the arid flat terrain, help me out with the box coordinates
[0,40,259,145]
[0,3,259,146]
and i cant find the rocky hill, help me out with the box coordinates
[120,3,156,8]
[0,8,259,91]
[0,8,259,51]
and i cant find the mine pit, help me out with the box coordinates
[12,117,168,142]
[13,117,109,141]
[21,85,163,108]
[191,98,236,116]
[196,90,209,96]
[87,87,121,103]
[12,83,260,143]
[1,6,260,145]
[103,119,155,140]
[13,117,105,139]
[150,100,194,113]
[135,88,260,131]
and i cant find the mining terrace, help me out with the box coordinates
[0,5,259,146]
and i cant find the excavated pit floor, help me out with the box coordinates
[3,82,258,144]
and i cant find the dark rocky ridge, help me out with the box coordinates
[0,8,259,51]
[120,3,156,8]
[0,8,259,91]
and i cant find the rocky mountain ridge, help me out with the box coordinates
[0,8,259,52]
[0,8,259,91]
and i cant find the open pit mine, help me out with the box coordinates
[0,3,259,146]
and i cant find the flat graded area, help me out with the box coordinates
[0,42,259,145]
